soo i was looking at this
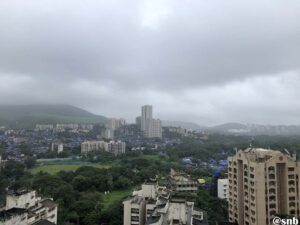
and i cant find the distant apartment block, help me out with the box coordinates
[79,124,94,130]
[141,105,152,132]
[136,116,141,126]
[107,141,126,156]
[228,148,300,225]
[0,155,7,171]
[51,143,63,153]
[81,141,107,154]
[56,123,79,130]
[217,179,228,200]
[140,105,162,139]
[102,128,114,140]
[81,140,125,156]
[0,190,57,225]
[35,124,54,131]
[123,180,207,225]
[106,118,126,130]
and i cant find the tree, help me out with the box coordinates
[24,157,37,169]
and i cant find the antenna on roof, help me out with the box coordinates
[284,148,291,156]
[249,136,254,149]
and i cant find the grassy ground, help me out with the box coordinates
[102,188,134,211]
[30,163,111,174]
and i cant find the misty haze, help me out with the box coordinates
[0,1,300,225]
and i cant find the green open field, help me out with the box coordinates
[102,188,134,210]
[30,163,111,174]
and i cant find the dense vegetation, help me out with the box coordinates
[1,152,181,225]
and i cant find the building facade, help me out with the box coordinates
[107,141,126,156]
[0,190,57,225]
[35,124,54,131]
[217,179,229,200]
[123,181,206,225]
[81,141,107,154]
[106,118,126,130]
[140,105,162,139]
[81,140,125,156]
[169,169,198,193]
[51,143,63,153]
[228,148,300,225]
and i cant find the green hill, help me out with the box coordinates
[0,104,107,129]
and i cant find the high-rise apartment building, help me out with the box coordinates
[136,116,141,126]
[228,148,300,225]
[141,105,153,132]
[140,105,162,138]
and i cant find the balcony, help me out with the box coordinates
[268,166,275,173]
[269,174,275,179]
[269,181,275,186]
[289,188,295,193]
[269,188,276,195]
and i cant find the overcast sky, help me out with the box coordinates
[0,0,300,125]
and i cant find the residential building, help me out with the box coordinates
[102,128,114,140]
[0,190,57,225]
[81,141,107,154]
[123,195,146,225]
[51,143,63,153]
[107,141,126,156]
[35,124,54,131]
[79,124,94,130]
[217,179,228,200]
[228,148,300,225]
[106,118,126,130]
[56,124,79,131]
[123,181,207,225]
[140,105,162,139]
[169,169,198,193]
[81,140,125,155]
[141,105,153,132]
[145,119,162,139]
[136,116,141,126]
[0,155,7,171]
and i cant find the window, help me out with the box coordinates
[268,166,275,172]
[269,174,275,179]
[131,208,139,214]
[131,216,139,221]
[289,188,295,193]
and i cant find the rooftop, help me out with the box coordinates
[0,208,27,221]
[40,199,57,208]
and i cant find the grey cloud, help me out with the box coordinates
[0,0,300,124]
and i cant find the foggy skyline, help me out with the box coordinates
[0,0,300,125]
